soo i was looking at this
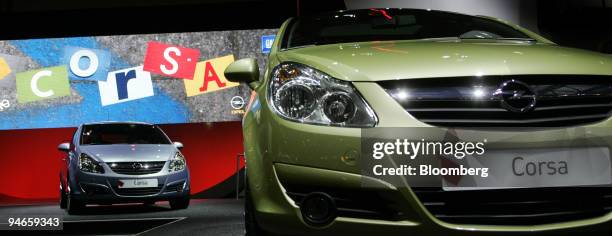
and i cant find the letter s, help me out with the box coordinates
[547,161,557,175]
[161,47,181,75]
[31,70,54,97]
[475,142,485,155]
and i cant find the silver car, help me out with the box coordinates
[57,122,190,214]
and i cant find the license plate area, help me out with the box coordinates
[118,178,158,188]
[443,147,612,191]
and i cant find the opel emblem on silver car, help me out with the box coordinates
[132,162,143,170]
[494,80,537,113]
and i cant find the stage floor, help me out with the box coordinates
[0,199,244,235]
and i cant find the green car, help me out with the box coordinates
[224,9,612,235]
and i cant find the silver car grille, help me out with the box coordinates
[107,161,166,175]
[412,187,612,225]
[379,75,612,127]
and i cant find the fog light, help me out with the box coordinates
[300,192,336,226]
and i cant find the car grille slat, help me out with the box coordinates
[114,186,163,196]
[379,75,612,127]
[534,103,612,111]
[412,187,612,225]
[409,103,612,112]
[419,114,610,124]
[108,161,166,175]
[436,211,593,219]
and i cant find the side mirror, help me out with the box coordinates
[224,58,260,89]
[58,143,70,152]
[173,142,184,149]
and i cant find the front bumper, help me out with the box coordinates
[70,169,190,204]
[244,82,612,235]
[258,163,612,236]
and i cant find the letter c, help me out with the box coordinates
[161,47,180,75]
[31,70,55,98]
[512,156,524,176]
[373,165,382,175]
[70,49,99,77]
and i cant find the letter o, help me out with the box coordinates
[526,162,536,176]
[70,49,99,78]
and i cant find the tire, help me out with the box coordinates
[59,180,67,209]
[245,180,266,236]
[66,193,85,215]
[169,196,190,210]
[65,179,85,215]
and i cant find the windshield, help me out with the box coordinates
[80,124,171,145]
[283,9,532,49]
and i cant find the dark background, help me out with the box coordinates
[0,0,344,39]
[0,0,611,53]
[538,0,612,53]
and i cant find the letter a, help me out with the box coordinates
[199,61,226,92]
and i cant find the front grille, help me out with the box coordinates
[108,161,166,175]
[380,75,612,127]
[283,185,404,221]
[412,187,612,225]
[114,186,163,196]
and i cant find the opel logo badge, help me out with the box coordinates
[494,80,537,113]
[132,162,143,170]
[230,96,245,110]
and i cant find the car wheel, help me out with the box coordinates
[66,188,84,215]
[245,180,266,236]
[59,180,67,209]
[169,196,190,210]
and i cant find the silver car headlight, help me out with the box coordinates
[269,62,377,127]
[169,152,186,172]
[79,153,104,174]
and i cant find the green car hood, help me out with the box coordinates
[275,40,612,82]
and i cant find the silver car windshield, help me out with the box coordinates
[80,124,171,145]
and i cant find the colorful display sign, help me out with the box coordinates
[16,66,70,103]
[0,58,11,80]
[184,55,239,97]
[63,46,111,81]
[98,66,154,106]
[143,41,200,80]
[0,29,277,130]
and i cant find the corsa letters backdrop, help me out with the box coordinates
[0,29,276,203]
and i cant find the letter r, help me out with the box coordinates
[115,69,137,100]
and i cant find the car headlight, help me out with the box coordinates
[79,153,104,174]
[269,62,377,127]
[169,152,186,172]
